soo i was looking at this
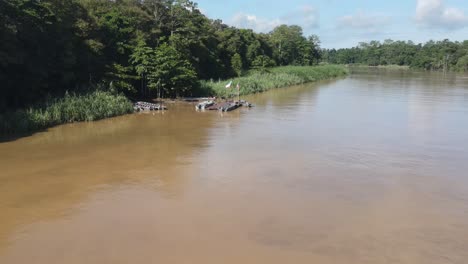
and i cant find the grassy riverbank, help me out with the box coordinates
[0,91,133,135]
[200,65,348,98]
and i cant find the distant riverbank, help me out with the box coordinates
[0,65,348,136]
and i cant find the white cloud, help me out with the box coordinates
[231,13,283,33]
[415,0,468,30]
[337,10,391,33]
[230,5,319,33]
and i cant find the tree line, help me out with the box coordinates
[322,39,468,72]
[0,0,321,111]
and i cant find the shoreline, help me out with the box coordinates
[1,66,348,137]
[346,64,410,70]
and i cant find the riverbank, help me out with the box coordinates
[200,65,348,98]
[0,91,133,136]
[0,66,347,136]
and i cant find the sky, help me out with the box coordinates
[195,0,468,48]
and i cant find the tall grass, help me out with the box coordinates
[0,91,133,135]
[201,65,348,98]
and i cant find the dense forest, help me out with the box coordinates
[0,0,321,112]
[322,39,468,72]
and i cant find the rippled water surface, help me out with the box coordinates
[1,68,468,264]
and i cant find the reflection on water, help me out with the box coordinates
[1,69,468,264]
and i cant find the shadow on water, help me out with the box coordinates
[0,112,139,144]
[0,128,49,143]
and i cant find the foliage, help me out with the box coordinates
[231,53,243,77]
[0,0,96,110]
[251,55,276,72]
[1,0,323,113]
[152,43,197,97]
[130,37,158,96]
[0,91,133,135]
[269,25,321,66]
[456,55,468,72]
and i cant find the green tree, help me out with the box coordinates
[152,43,197,97]
[456,55,468,72]
[251,55,275,72]
[269,25,304,65]
[130,35,158,96]
[231,53,243,77]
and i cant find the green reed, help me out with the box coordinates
[0,91,133,135]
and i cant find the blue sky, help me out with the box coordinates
[195,0,468,48]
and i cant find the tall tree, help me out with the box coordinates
[151,43,197,97]
[231,53,243,77]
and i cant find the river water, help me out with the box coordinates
[1,68,468,264]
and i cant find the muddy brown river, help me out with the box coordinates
[1,68,468,264]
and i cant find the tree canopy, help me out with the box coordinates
[0,0,322,111]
